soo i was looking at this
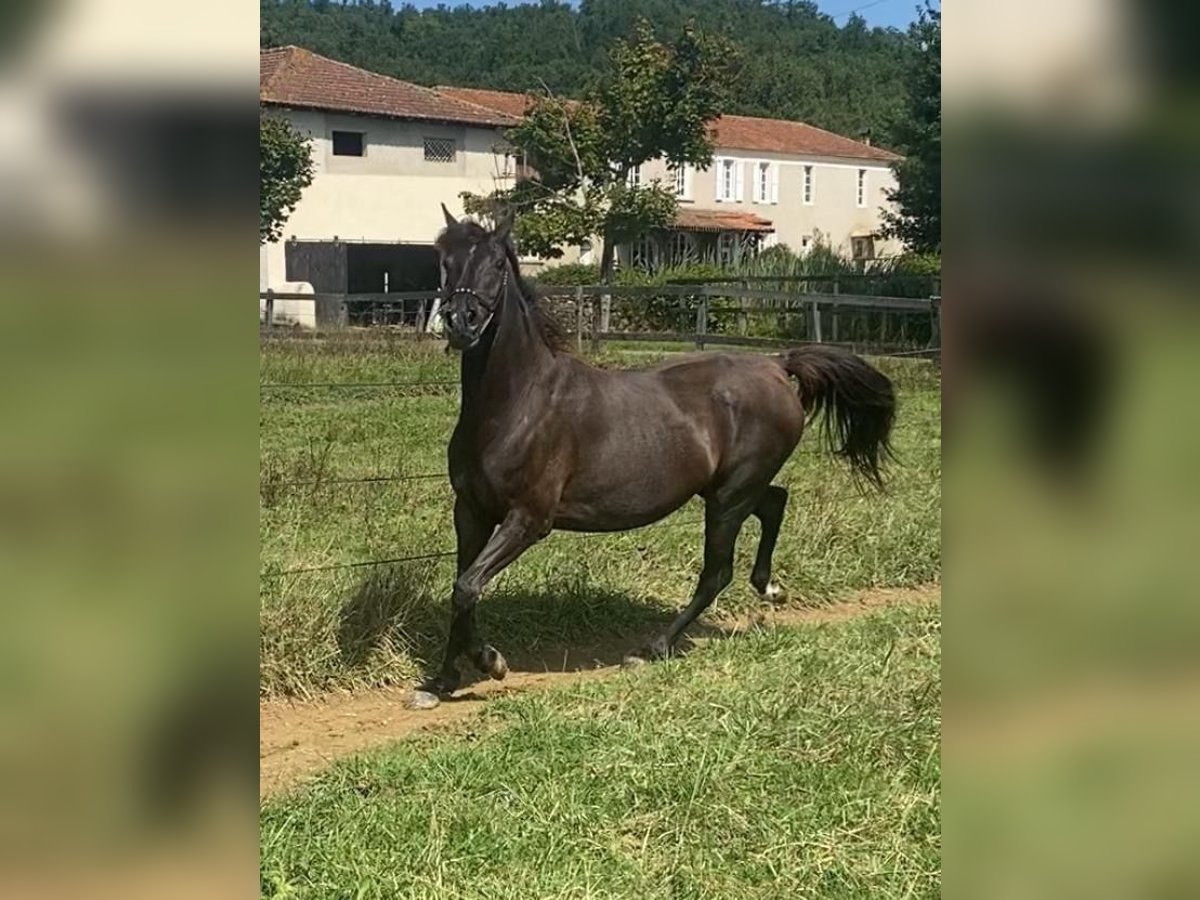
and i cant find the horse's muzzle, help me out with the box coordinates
[444,303,492,351]
[445,326,480,351]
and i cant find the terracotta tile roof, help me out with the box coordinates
[260,47,517,127]
[433,86,898,162]
[708,114,900,162]
[435,86,536,119]
[676,208,774,233]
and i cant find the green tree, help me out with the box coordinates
[260,0,913,141]
[882,2,940,253]
[260,113,315,244]
[463,19,735,283]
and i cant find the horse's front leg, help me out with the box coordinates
[422,506,549,696]
[424,497,494,695]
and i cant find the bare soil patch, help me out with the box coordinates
[260,584,939,798]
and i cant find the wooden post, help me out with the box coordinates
[810,299,823,343]
[575,286,584,353]
[931,276,941,354]
[590,293,602,355]
[831,279,840,342]
[695,291,708,351]
[264,289,274,328]
[929,295,941,351]
[738,279,749,336]
[600,292,611,333]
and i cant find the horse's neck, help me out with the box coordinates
[460,278,554,420]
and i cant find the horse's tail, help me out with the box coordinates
[780,345,897,489]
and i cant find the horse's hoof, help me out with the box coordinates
[759,582,785,604]
[406,690,441,711]
[478,644,508,681]
[419,672,460,698]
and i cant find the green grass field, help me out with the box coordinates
[260,336,941,697]
[260,601,940,900]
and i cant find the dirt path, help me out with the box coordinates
[260,584,939,798]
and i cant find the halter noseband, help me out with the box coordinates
[443,268,508,338]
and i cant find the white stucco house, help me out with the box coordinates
[260,47,903,325]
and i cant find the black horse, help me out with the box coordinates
[423,206,896,696]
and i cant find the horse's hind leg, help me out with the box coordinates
[750,485,788,602]
[628,499,752,663]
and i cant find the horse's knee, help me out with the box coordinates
[451,578,479,613]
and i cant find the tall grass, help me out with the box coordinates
[259,338,941,697]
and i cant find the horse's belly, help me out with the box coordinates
[553,455,708,532]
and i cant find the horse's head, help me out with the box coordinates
[435,204,514,351]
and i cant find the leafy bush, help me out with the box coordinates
[532,263,601,286]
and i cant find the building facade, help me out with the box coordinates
[439,87,904,269]
[261,48,905,322]
[260,46,523,304]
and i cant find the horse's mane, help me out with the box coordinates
[437,219,571,354]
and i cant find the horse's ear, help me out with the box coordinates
[492,204,514,242]
[441,203,458,228]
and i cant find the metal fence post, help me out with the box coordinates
[810,299,823,343]
[695,291,708,351]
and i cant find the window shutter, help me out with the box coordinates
[770,164,780,204]
[734,162,744,202]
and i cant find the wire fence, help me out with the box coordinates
[259,488,907,580]
[260,287,941,585]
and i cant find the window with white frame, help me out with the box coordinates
[627,165,642,188]
[424,137,456,163]
[856,168,867,207]
[753,162,779,204]
[802,165,814,205]
[715,158,741,202]
[800,236,812,255]
[673,164,689,199]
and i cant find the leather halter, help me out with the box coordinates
[443,268,508,339]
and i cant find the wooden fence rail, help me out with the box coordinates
[260,285,941,359]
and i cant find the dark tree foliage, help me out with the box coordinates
[882,2,940,253]
[260,113,314,244]
[261,0,916,144]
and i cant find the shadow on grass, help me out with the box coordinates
[338,563,700,679]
